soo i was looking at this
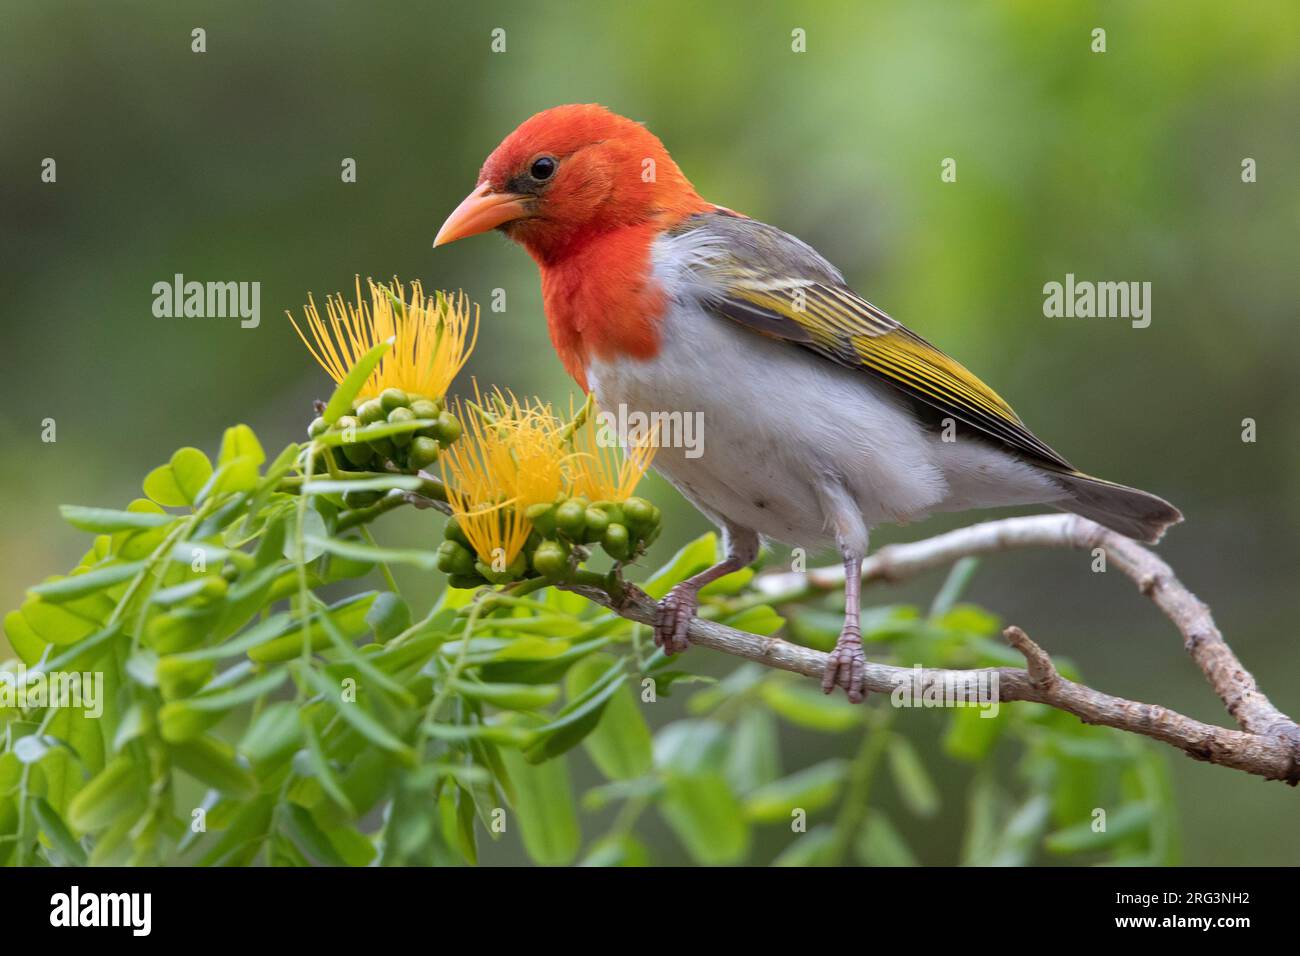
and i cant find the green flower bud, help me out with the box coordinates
[434,412,462,446]
[343,489,382,510]
[408,436,440,469]
[583,507,610,540]
[443,519,471,548]
[448,573,487,590]
[623,496,655,531]
[198,576,229,602]
[525,502,557,537]
[368,436,397,462]
[476,559,519,585]
[437,540,477,576]
[508,550,529,579]
[594,500,625,526]
[531,540,568,580]
[387,406,416,447]
[341,441,374,469]
[307,416,329,439]
[356,399,387,425]
[555,499,587,539]
[380,388,409,411]
[410,398,441,421]
[602,522,631,561]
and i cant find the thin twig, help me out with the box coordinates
[576,514,1299,785]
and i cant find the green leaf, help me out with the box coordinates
[653,719,729,774]
[322,336,394,424]
[887,735,940,818]
[171,447,215,502]
[298,717,354,817]
[158,669,289,742]
[855,812,919,866]
[313,417,438,447]
[67,756,143,833]
[718,604,784,636]
[305,535,439,571]
[772,825,837,866]
[658,772,750,865]
[111,704,153,752]
[942,704,1006,762]
[323,824,376,867]
[928,556,980,619]
[218,424,266,470]
[1045,802,1153,855]
[283,508,328,563]
[423,723,536,746]
[479,636,611,684]
[13,734,60,764]
[150,578,218,607]
[742,758,847,823]
[3,609,47,666]
[564,654,653,780]
[448,679,561,710]
[144,447,213,506]
[28,560,146,602]
[246,593,377,663]
[724,707,781,794]
[284,803,348,866]
[989,793,1052,866]
[18,598,100,646]
[960,770,1000,866]
[197,794,274,866]
[239,701,303,774]
[641,533,718,599]
[366,592,410,642]
[758,679,863,732]
[302,476,424,494]
[522,660,627,764]
[177,611,292,661]
[171,736,258,798]
[498,739,580,865]
[32,797,88,866]
[579,835,650,867]
[59,506,172,534]
[298,665,415,762]
[143,466,186,508]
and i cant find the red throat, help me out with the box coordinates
[469,105,714,390]
[533,223,671,391]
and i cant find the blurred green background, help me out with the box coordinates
[2,0,1297,864]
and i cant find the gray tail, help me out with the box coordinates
[1050,471,1183,544]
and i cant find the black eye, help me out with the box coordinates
[529,156,557,181]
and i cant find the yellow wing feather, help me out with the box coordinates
[683,212,1072,470]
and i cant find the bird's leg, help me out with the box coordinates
[822,551,867,703]
[655,525,759,656]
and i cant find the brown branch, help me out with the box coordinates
[579,514,1300,784]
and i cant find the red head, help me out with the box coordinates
[434,104,708,263]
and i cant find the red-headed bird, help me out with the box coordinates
[434,104,1181,702]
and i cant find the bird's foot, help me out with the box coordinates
[822,627,867,703]
[654,583,699,656]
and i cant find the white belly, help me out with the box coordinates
[586,298,1061,556]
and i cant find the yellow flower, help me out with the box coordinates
[439,385,568,565]
[289,277,478,402]
[565,400,658,502]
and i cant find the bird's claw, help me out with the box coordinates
[654,584,698,655]
[822,629,867,703]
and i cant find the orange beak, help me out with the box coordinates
[433,182,532,247]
